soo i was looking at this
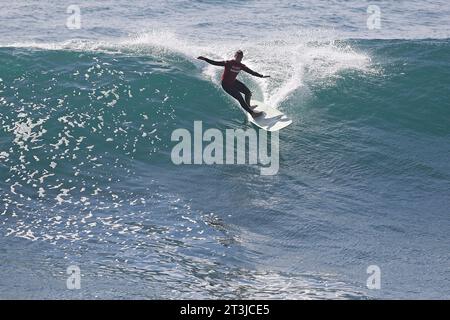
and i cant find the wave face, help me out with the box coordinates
[1,32,450,298]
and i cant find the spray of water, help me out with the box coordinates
[4,29,372,109]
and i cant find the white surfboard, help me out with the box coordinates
[239,99,292,131]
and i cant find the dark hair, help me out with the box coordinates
[235,50,243,56]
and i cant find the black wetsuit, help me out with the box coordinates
[221,79,253,113]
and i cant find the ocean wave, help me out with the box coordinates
[1,36,449,299]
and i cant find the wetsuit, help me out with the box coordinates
[200,58,264,113]
[220,60,264,113]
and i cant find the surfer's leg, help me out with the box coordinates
[235,80,262,115]
[222,83,253,114]
[234,80,252,107]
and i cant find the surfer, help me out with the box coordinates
[197,50,270,117]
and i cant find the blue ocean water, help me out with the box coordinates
[0,1,449,299]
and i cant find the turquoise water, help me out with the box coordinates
[0,1,449,299]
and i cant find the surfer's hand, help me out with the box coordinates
[262,75,271,78]
[197,56,206,61]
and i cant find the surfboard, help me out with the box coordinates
[240,99,292,131]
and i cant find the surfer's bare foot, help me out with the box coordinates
[251,106,262,114]
[251,111,263,118]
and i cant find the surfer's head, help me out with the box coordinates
[234,50,243,62]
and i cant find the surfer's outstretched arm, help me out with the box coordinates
[197,56,226,66]
[242,66,270,78]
